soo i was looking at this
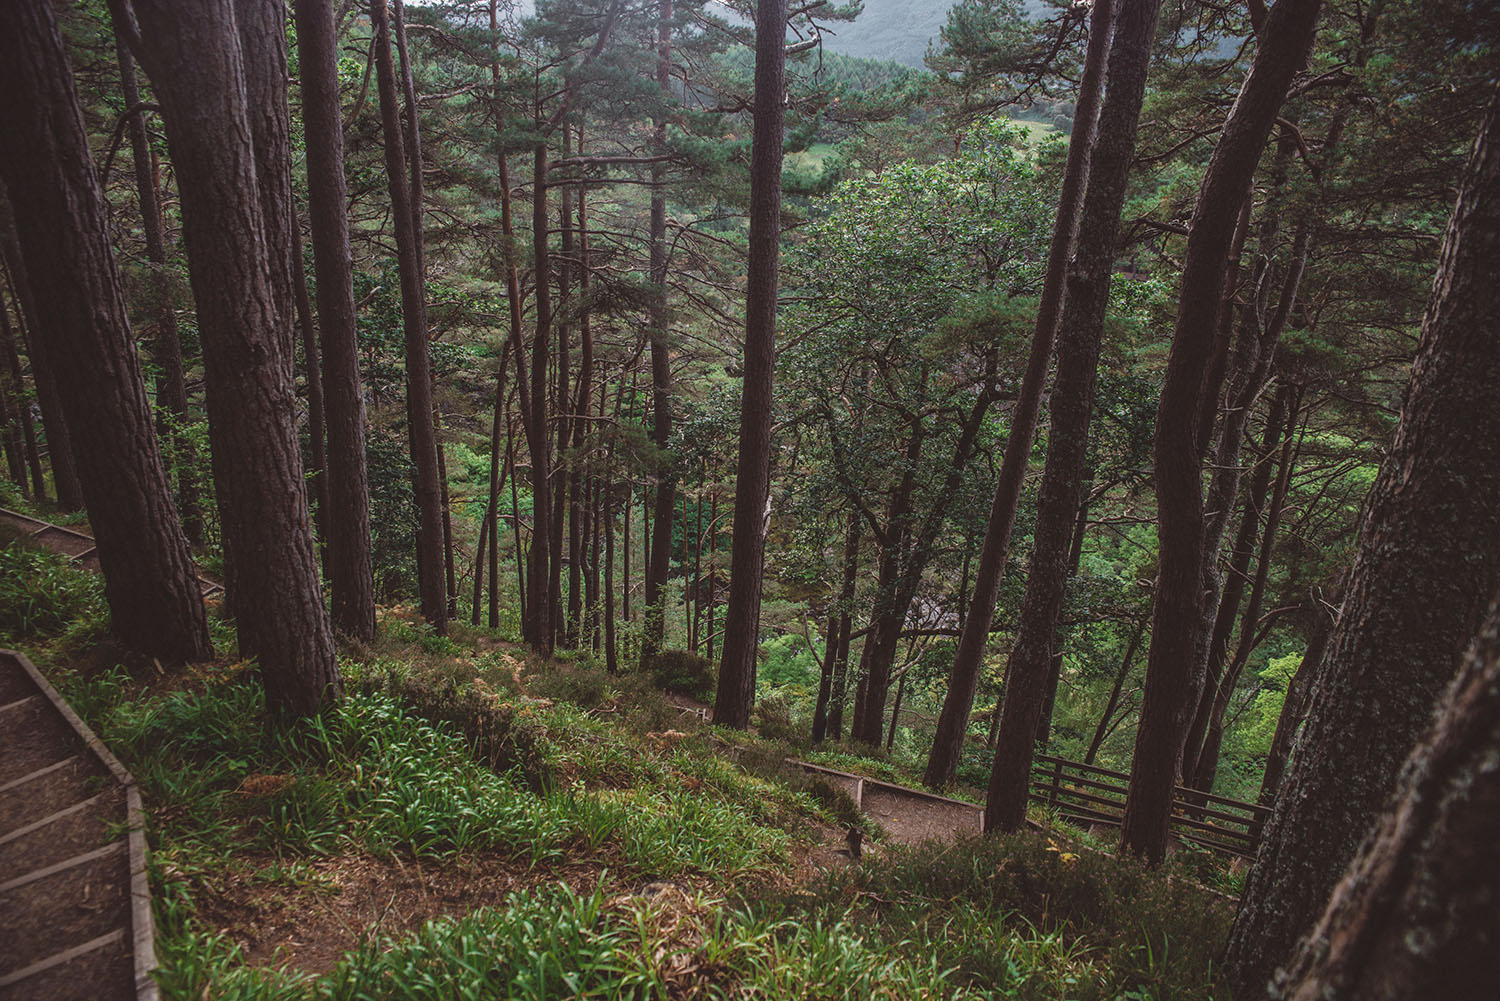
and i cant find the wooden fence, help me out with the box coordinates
[1030,753,1271,859]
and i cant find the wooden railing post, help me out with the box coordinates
[1048,757,1063,812]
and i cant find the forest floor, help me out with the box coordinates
[0,513,1242,1000]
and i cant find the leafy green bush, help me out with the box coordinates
[754,693,800,744]
[647,648,716,701]
[528,659,622,710]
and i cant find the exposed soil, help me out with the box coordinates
[193,852,627,974]
[861,782,984,845]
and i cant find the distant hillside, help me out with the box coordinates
[816,0,1052,68]
[817,0,962,66]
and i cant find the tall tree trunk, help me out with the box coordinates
[642,0,676,666]
[1222,86,1500,993]
[713,0,785,729]
[371,0,446,632]
[705,489,719,663]
[508,425,525,626]
[436,412,458,617]
[0,285,45,499]
[548,147,572,649]
[0,203,83,509]
[1257,582,1339,809]
[691,485,703,652]
[886,673,906,750]
[1178,193,1309,775]
[0,0,210,662]
[112,23,201,542]
[854,369,996,744]
[477,339,511,626]
[290,239,330,562]
[813,508,860,743]
[1085,610,1148,765]
[1190,385,1301,791]
[1036,494,1090,747]
[981,0,1161,833]
[924,0,1114,789]
[1180,383,1291,774]
[525,140,555,652]
[604,474,619,673]
[1275,594,1500,1001]
[0,290,39,497]
[127,0,343,712]
[495,152,534,631]
[294,0,375,643]
[1121,0,1322,863]
[0,342,25,493]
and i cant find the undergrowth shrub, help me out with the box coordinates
[0,543,106,640]
[528,659,621,709]
[753,693,799,744]
[355,669,553,793]
[782,830,1234,999]
[647,648,716,701]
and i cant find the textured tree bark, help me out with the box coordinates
[981,0,1160,833]
[1273,594,1500,1001]
[294,0,376,642]
[0,201,83,510]
[923,0,1114,789]
[371,0,447,633]
[129,0,341,714]
[234,0,299,377]
[1223,86,1500,994]
[713,0,785,729]
[1121,0,1322,864]
[0,0,211,663]
[1036,494,1089,747]
[111,22,201,544]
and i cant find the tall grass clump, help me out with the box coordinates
[0,542,106,642]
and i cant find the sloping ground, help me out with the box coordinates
[0,650,156,1001]
[792,759,985,844]
[0,508,221,596]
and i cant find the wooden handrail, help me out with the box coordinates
[1028,751,1269,858]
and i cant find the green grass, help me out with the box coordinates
[0,540,107,644]
[12,542,1237,1000]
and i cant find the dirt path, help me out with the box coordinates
[0,650,156,1001]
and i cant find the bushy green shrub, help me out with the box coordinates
[784,829,1236,1000]
[528,660,621,711]
[754,693,800,744]
[356,670,553,793]
[647,648,716,701]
